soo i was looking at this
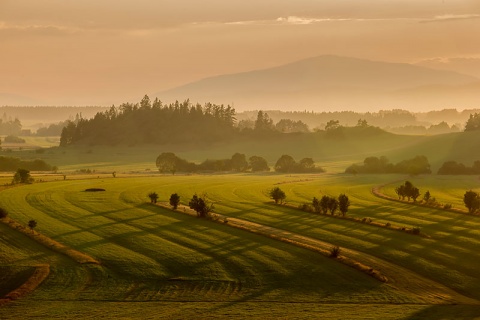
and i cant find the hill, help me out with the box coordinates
[157,55,480,111]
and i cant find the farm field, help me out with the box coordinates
[1,173,480,319]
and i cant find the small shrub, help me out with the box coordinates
[385,222,391,227]
[299,203,313,212]
[0,207,8,218]
[362,217,367,223]
[28,219,37,231]
[4,135,26,143]
[444,203,452,210]
[329,245,341,258]
[412,227,421,235]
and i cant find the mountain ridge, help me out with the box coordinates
[157,55,480,111]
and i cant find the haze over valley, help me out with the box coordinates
[2,1,480,320]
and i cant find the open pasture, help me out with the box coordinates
[1,173,480,319]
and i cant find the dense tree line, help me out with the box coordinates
[345,155,431,175]
[0,156,55,172]
[36,120,71,136]
[437,160,480,175]
[465,113,480,131]
[156,152,270,173]
[274,155,325,173]
[0,117,22,136]
[155,152,325,174]
[60,96,237,146]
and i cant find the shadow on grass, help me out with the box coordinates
[404,304,480,320]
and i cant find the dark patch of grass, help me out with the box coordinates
[85,188,106,192]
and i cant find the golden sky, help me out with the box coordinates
[1,0,479,106]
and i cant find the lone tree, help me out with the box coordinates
[464,190,480,214]
[148,192,159,204]
[13,168,33,184]
[169,193,180,210]
[28,219,37,232]
[189,194,213,218]
[269,187,286,204]
[338,194,350,216]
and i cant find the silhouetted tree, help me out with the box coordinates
[231,153,248,172]
[28,219,37,232]
[254,111,275,133]
[249,156,270,172]
[13,168,33,184]
[189,194,213,218]
[148,192,159,204]
[328,197,338,215]
[465,113,480,131]
[338,194,350,216]
[464,190,480,214]
[169,193,180,210]
[312,197,321,213]
[269,187,286,204]
[274,155,296,173]
[320,195,330,214]
[0,207,8,218]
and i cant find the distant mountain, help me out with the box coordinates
[157,55,480,111]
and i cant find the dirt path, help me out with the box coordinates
[0,264,50,306]
[158,202,479,305]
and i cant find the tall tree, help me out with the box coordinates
[231,153,248,172]
[269,187,286,204]
[464,190,480,214]
[249,156,270,172]
[338,194,350,216]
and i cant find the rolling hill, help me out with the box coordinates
[157,55,480,111]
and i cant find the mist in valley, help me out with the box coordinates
[1,1,480,320]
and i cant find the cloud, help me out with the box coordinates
[421,14,480,23]
[225,16,415,26]
[0,22,79,36]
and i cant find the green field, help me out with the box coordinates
[1,172,480,319]
[1,130,480,318]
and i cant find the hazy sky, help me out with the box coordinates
[1,0,479,106]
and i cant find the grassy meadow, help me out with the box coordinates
[1,130,480,319]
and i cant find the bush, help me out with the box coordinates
[444,203,452,210]
[385,222,391,227]
[0,207,8,218]
[169,193,180,209]
[4,135,26,143]
[412,227,421,235]
[299,203,313,212]
[330,246,341,258]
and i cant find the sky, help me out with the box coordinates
[1,0,480,107]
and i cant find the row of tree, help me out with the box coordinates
[395,181,421,202]
[0,156,56,172]
[269,187,351,216]
[437,160,480,175]
[156,152,324,174]
[345,155,431,175]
